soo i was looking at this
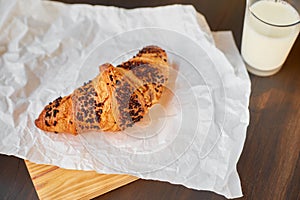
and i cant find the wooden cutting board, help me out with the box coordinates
[25,161,138,200]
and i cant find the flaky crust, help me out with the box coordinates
[35,46,169,134]
[34,95,77,134]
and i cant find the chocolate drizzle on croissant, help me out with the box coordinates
[35,46,169,135]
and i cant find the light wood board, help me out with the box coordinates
[25,161,138,200]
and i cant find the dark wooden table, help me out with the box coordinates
[1,0,299,199]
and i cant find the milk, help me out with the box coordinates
[241,0,299,75]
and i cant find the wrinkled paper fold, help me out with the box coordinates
[0,0,250,198]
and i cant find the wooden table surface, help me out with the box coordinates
[1,0,299,199]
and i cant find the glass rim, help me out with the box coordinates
[248,0,300,27]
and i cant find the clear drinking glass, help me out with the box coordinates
[241,0,300,76]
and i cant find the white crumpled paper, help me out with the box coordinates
[0,0,250,198]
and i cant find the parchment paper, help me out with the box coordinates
[0,0,250,198]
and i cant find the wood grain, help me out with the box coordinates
[25,161,138,200]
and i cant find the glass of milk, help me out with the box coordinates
[241,0,300,76]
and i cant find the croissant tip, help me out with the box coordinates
[99,63,114,72]
[34,117,43,131]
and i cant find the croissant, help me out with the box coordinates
[35,46,170,135]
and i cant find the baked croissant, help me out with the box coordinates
[35,46,169,135]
